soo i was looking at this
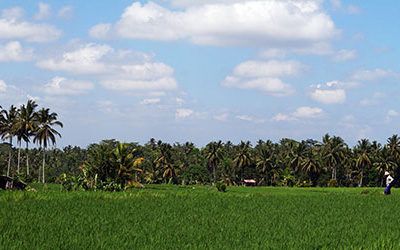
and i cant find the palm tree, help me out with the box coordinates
[154,143,175,183]
[256,146,275,185]
[234,141,252,180]
[33,108,63,183]
[301,148,322,186]
[204,141,224,183]
[321,134,346,181]
[112,143,143,185]
[0,105,18,176]
[354,139,372,187]
[14,100,38,176]
[374,146,396,187]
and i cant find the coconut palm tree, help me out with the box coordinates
[204,141,224,183]
[234,141,252,180]
[14,100,38,176]
[354,139,372,187]
[33,108,63,183]
[0,105,18,176]
[301,148,322,186]
[321,134,346,181]
[154,143,175,183]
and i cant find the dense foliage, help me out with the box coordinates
[1,185,399,249]
[2,134,400,187]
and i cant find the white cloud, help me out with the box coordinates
[34,2,51,20]
[232,60,303,78]
[387,110,398,117]
[272,113,293,122]
[333,49,357,62]
[0,9,61,42]
[37,43,112,74]
[386,109,399,123]
[58,6,73,19]
[222,60,302,96]
[273,106,323,122]
[0,41,33,62]
[350,69,399,82]
[42,76,94,96]
[176,108,193,119]
[293,106,323,118]
[236,114,265,123]
[37,43,178,92]
[214,113,229,122]
[0,80,7,92]
[89,23,112,39]
[330,0,361,14]
[140,98,161,105]
[310,81,346,104]
[91,1,337,47]
[1,7,24,20]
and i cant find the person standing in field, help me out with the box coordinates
[384,171,394,195]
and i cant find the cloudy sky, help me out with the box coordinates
[0,0,399,147]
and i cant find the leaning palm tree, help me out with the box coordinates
[33,108,63,183]
[0,105,18,176]
[14,100,38,176]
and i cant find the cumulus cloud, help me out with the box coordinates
[222,60,303,96]
[37,43,178,92]
[175,108,193,119]
[34,2,51,20]
[42,76,94,95]
[90,1,337,47]
[0,7,61,42]
[0,41,33,62]
[310,81,346,104]
[273,106,323,121]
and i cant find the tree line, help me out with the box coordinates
[2,135,399,189]
[0,100,63,183]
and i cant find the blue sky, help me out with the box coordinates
[0,0,399,147]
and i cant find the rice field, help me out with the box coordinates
[1,185,399,249]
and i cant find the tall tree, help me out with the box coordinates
[354,139,372,187]
[0,105,18,176]
[14,100,38,176]
[234,141,252,180]
[204,141,224,183]
[33,108,63,183]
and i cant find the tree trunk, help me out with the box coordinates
[42,149,46,183]
[358,170,363,187]
[17,146,21,174]
[7,138,12,177]
[26,141,29,176]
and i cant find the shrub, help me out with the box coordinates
[327,179,338,187]
[216,181,227,192]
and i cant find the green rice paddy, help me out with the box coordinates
[1,185,399,249]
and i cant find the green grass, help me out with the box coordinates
[1,185,399,249]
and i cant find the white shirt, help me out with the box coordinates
[386,175,394,186]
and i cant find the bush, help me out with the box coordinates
[216,181,227,192]
[327,179,338,187]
